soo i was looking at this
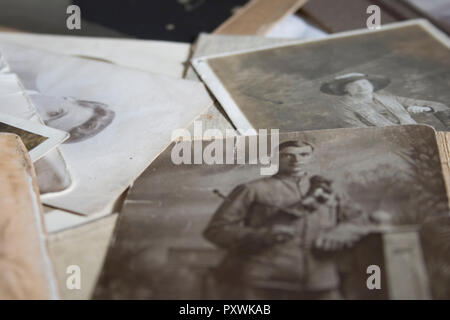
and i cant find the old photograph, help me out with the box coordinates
[0,121,47,151]
[0,72,73,195]
[193,20,450,133]
[0,112,68,162]
[95,125,450,300]
[0,42,212,215]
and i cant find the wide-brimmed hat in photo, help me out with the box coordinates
[320,73,391,96]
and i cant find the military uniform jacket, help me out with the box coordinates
[204,173,367,292]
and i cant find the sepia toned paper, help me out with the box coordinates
[436,131,450,202]
[95,125,450,300]
[48,214,118,300]
[0,42,213,216]
[193,20,450,134]
[186,33,299,81]
[186,33,327,137]
[0,112,69,161]
[0,134,58,299]
[186,34,301,136]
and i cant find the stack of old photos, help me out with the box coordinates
[0,10,450,300]
[0,33,215,299]
[93,19,450,300]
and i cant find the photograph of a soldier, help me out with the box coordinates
[95,126,450,300]
[203,130,449,300]
[204,139,370,299]
[202,21,450,132]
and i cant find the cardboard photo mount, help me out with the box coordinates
[0,112,69,162]
[0,133,59,299]
[193,20,450,134]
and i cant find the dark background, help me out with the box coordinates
[0,0,249,41]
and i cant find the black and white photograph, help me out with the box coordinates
[193,20,450,133]
[95,125,450,300]
[2,0,450,305]
[0,42,212,215]
[0,120,47,151]
[0,71,74,195]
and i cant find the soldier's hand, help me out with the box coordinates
[315,224,368,251]
[266,225,296,244]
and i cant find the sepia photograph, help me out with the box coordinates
[0,121,47,151]
[95,125,450,300]
[193,20,450,133]
[0,112,68,162]
[5,0,450,307]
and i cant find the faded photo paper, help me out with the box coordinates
[0,72,73,194]
[0,32,191,78]
[186,34,300,136]
[0,112,69,162]
[187,33,298,81]
[193,20,450,133]
[0,42,213,215]
[0,120,47,150]
[95,125,450,300]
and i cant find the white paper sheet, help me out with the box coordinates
[0,32,190,78]
[0,42,212,215]
[0,72,73,194]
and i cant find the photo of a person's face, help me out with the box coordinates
[278,145,313,175]
[41,97,93,129]
[30,94,115,143]
[344,79,374,96]
[198,22,450,132]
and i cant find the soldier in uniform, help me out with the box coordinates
[203,140,369,299]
